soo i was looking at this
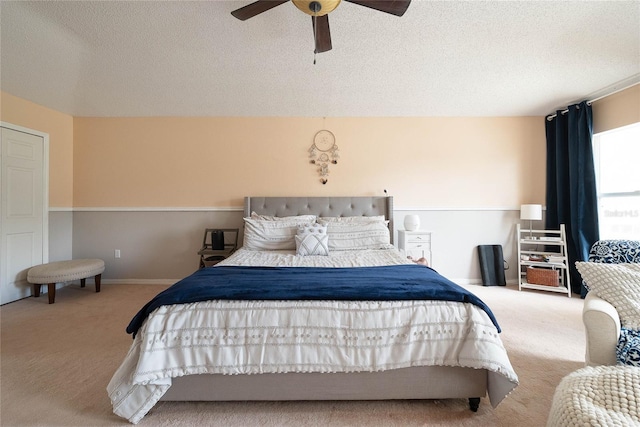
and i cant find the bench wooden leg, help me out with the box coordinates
[33,284,41,298]
[80,278,86,288]
[95,274,101,293]
[47,283,56,304]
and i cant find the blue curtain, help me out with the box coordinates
[545,101,599,295]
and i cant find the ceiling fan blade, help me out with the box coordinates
[231,0,289,21]
[312,14,332,53]
[344,0,411,17]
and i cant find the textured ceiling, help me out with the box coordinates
[1,1,639,117]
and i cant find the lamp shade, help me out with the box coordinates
[404,214,420,231]
[520,204,542,221]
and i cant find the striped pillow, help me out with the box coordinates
[318,215,386,223]
[243,218,312,251]
[318,220,390,251]
[250,212,317,222]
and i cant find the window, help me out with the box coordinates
[592,122,640,240]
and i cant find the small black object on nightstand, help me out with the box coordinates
[198,228,238,268]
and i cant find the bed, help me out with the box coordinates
[108,196,518,424]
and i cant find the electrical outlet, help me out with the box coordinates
[115,249,121,258]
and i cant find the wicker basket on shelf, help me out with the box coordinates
[526,266,559,287]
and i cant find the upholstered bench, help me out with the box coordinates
[27,259,105,304]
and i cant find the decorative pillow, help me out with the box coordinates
[589,240,640,264]
[318,215,386,223]
[295,223,329,256]
[617,327,640,367]
[243,218,313,251]
[250,212,317,222]
[318,220,390,251]
[575,262,640,329]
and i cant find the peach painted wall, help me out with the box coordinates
[3,83,637,211]
[73,116,546,208]
[0,91,74,207]
[592,84,640,134]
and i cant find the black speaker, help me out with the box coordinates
[211,230,225,250]
[477,245,506,286]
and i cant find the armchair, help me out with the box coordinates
[549,241,639,426]
[582,240,640,366]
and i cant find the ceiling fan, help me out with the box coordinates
[231,0,412,54]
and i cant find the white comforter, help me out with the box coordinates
[107,248,518,424]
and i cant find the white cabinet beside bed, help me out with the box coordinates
[398,230,432,266]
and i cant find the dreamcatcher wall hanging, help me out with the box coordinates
[308,130,339,184]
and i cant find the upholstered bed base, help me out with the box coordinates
[164,366,486,409]
[160,197,486,410]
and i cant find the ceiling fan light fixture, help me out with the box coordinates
[230,0,411,56]
[292,0,341,16]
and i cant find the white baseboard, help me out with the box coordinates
[100,278,517,287]
[102,279,178,285]
[454,279,483,285]
[457,279,519,286]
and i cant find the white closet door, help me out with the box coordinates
[1,127,45,304]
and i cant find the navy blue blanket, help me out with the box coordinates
[127,264,500,336]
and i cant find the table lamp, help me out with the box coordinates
[520,204,542,239]
[404,214,420,231]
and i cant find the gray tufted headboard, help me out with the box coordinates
[244,196,394,244]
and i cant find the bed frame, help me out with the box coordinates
[162,196,486,411]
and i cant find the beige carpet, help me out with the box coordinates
[0,282,585,426]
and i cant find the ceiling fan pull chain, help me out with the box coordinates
[313,9,318,64]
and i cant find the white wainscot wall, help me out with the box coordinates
[395,209,534,285]
[70,207,531,286]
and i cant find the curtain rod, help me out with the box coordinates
[546,81,640,121]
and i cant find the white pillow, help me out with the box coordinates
[318,215,386,223]
[576,262,640,329]
[319,220,391,251]
[243,218,312,251]
[250,212,317,222]
[295,223,329,256]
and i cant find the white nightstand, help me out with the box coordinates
[398,230,432,267]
